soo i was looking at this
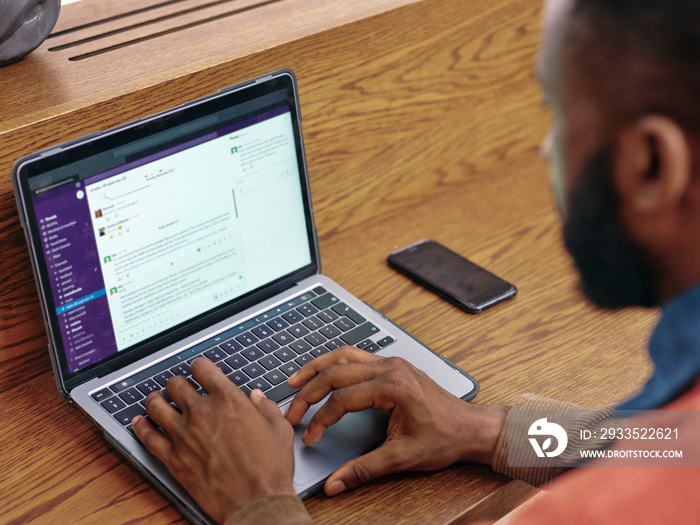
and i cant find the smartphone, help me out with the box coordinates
[388,240,516,314]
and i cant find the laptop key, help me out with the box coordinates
[246,378,272,392]
[114,403,147,426]
[259,355,282,370]
[264,370,286,386]
[241,346,265,361]
[141,390,172,406]
[101,397,126,413]
[325,338,343,350]
[289,323,310,338]
[137,379,160,396]
[319,324,342,339]
[267,317,289,331]
[366,343,380,353]
[304,332,326,347]
[289,339,311,355]
[272,331,294,346]
[340,322,380,346]
[236,332,259,347]
[170,363,191,377]
[317,309,340,323]
[224,353,248,370]
[204,347,227,362]
[227,371,249,387]
[216,361,233,375]
[282,310,303,324]
[310,346,330,358]
[297,303,319,317]
[295,353,314,367]
[274,347,296,362]
[312,286,327,295]
[265,382,301,403]
[91,388,111,402]
[331,303,367,325]
[377,336,395,347]
[252,325,274,339]
[257,338,280,354]
[311,293,340,310]
[119,387,144,405]
[302,317,324,330]
[220,338,243,354]
[242,363,265,379]
[153,370,174,388]
[356,339,373,350]
[333,317,356,332]
[280,362,301,377]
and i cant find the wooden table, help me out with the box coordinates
[0,0,657,523]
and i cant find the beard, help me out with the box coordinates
[562,147,660,309]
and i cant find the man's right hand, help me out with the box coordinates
[285,346,508,497]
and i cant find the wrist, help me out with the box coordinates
[221,485,301,524]
[457,403,509,465]
[223,493,309,525]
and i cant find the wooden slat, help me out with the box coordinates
[48,0,290,60]
[50,0,195,36]
[47,0,260,50]
[0,0,419,133]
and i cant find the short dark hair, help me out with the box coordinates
[562,0,700,136]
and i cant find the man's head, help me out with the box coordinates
[540,0,700,308]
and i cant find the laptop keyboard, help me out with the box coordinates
[90,286,395,434]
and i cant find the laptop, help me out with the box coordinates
[12,69,478,523]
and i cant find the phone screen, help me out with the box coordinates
[388,240,516,313]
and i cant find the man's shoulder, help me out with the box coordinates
[506,386,700,525]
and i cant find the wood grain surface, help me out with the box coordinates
[1,0,658,523]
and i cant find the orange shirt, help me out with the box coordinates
[511,379,700,525]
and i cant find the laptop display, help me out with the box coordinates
[17,79,317,387]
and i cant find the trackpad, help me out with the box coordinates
[288,398,388,487]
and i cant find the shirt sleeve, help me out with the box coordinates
[491,393,616,486]
[224,494,314,525]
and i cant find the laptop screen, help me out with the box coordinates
[16,73,316,383]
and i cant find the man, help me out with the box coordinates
[132,0,700,523]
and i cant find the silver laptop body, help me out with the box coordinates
[13,69,478,524]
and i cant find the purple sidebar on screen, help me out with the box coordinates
[33,183,118,373]
[30,104,290,375]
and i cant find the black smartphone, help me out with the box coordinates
[388,239,516,314]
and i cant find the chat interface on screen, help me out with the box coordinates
[33,106,312,373]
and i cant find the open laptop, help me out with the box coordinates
[12,69,478,523]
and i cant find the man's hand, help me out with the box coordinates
[132,357,296,524]
[285,346,507,497]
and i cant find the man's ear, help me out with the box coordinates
[613,116,691,214]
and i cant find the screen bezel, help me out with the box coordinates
[13,70,320,394]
